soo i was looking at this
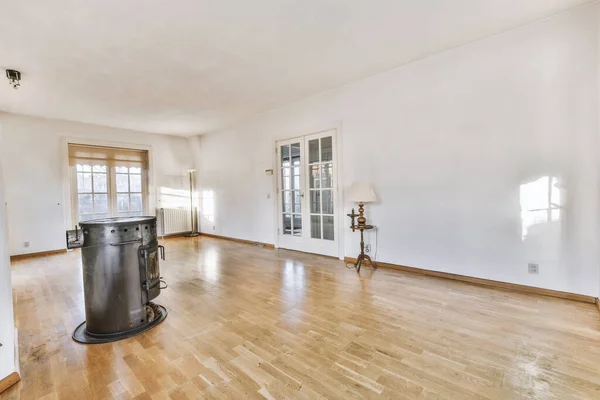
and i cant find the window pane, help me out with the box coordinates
[129,167,141,174]
[116,174,129,192]
[76,164,84,172]
[93,165,107,173]
[94,194,108,214]
[283,214,292,235]
[323,216,334,241]
[321,137,333,162]
[77,173,92,192]
[321,163,333,188]
[322,190,334,214]
[293,191,302,213]
[293,174,300,191]
[293,215,302,236]
[130,193,143,212]
[93,173,107,192]
[78,194,93,214]
[117,194,130,212]
[309,165,320,189]
[291,143,301,166]
[282,191,291,213]
[282,168,291,190]
[130,174,142,192]
[308,139,319,164]
[281,145,290,167]
[82,165,92,172]
[310,190,320,213]
[311,215,321,239]
[116,166,128,173]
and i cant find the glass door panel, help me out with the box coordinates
[280,141,303,241]
[308,136,334,241]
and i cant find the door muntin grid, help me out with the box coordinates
[308,136,334,241]
[281,142,302,237]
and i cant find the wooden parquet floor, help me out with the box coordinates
[3,237,600,399]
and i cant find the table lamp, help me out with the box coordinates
[346,182,377,272]
[347,181,377,227]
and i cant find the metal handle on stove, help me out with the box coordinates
[110,238,143,246]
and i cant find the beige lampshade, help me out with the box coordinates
[347,182,378,203]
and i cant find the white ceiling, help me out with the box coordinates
[0,0,592,136]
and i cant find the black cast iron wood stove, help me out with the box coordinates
[67,216,168,344]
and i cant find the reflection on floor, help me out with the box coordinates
[4,237,600,399]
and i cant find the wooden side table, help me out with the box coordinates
[350,224,377,272]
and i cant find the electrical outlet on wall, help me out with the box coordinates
[212,225,216,231]
[528,263,539,274]
[24,241,30,248]
[365,244,371,253]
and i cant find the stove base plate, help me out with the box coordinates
[73,305,168,344]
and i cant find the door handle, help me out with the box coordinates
[158,245,165,260]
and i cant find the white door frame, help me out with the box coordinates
[273,126,344,259]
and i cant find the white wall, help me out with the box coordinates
[0,130,16,381]
[193,4,600,296]
[0,113,194,256]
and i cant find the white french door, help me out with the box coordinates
[276,130,338,257]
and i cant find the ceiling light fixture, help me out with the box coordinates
[6,69,21,89]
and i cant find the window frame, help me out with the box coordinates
[63,139,155,232]
[72,164,111,221]
[70,165,148,224]
[114,166,146,217]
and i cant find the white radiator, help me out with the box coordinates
[157,208,192,236]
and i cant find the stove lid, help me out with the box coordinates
[79,216,156,227]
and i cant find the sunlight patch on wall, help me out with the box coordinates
[202,190,215,223]
[159,187,190,209]
[520,176,562,241]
